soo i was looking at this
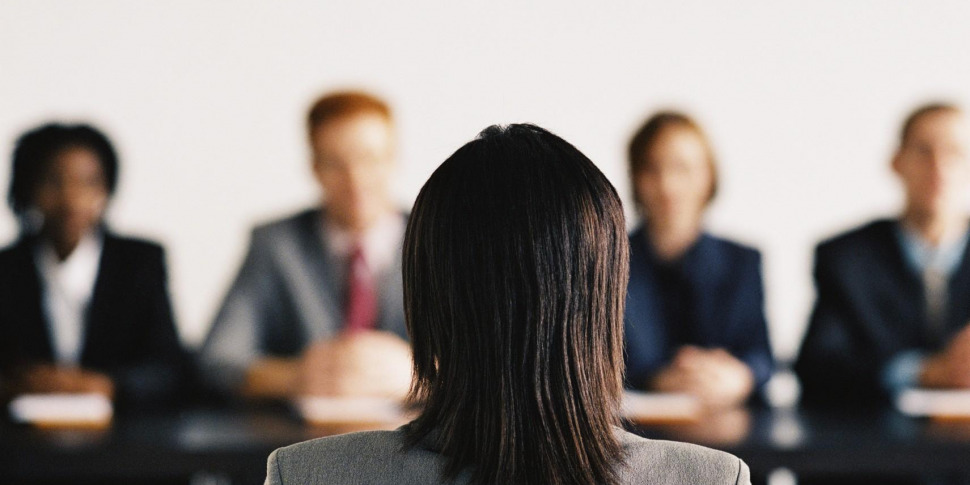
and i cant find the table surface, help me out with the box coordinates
[4,405,970,483]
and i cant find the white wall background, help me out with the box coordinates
[2,1,969,362]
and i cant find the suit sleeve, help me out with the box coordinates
[198,229,289,394]
[735,458,752,485]
[108,245,188,406]
[795,244,885,407]
[265,448,284,485]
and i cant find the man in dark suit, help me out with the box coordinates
[198,91,411,400]
[796,103,970,408]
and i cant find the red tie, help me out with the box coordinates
[344,242,378,333]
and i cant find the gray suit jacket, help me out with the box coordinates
[199,208,407,393]
[265,427,751,484]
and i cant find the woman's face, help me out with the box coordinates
[33,147,109,250]
[634,126,713,232]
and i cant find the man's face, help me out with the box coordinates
[893,110,970,218]
[311,113,395,232]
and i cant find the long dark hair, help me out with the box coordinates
[403,124,629,485]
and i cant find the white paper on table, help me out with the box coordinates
[896,388,970,417]
[9,393,113,425]
[295,396,404,424]
[621,391,702,422]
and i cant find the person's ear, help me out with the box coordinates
[891,150,904,176]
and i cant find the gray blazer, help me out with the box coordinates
[265,427,751,485]
[198,208,407,393]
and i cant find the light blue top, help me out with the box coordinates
[881,223,970,393]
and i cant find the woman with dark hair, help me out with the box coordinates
[265,124,750,484]
[624,111,773,408]
[0,122,185,407]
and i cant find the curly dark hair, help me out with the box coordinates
[8,122,119,219]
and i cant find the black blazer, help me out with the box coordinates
[624,226,774,392]
[795,219,970,408]
[0,231,186,408]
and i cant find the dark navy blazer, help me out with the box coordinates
[0,231,187,408]
[795,219,970,408]
[624,225,774,392]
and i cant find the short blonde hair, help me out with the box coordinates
[627,111,718,213]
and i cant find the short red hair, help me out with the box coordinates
[307,90,393,138]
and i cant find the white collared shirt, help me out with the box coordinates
[323,212,404,278]
[34,232,104,365]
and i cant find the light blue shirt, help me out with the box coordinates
[896,224,969,277]
[882,222,970,394]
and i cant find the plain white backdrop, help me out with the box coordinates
[2,1,969,361]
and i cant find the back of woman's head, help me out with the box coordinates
[403,124,629,485]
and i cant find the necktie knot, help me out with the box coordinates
[350,242,370,277]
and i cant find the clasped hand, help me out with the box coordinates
[651,346,754,409]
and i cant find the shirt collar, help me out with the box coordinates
[323,212,404,275]
[35,231,103,283]
[895,221,970,276]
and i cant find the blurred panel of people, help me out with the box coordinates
[796,103,970,408]
[623,111,774,409]
[198,91,411,400]
[0,123,187,408]
[265,122,751,485]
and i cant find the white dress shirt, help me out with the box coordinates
[34,232,104,365]
[323,212,405,280]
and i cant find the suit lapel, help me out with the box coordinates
[877,221,931,347]
[298,208,409,338]
[679,235,726,345]
[945,226,970,341]
[10,238,56,361]
[298,209,343,339]
[374,213,408,337]
[625,227,668,343]
[80,232,112,365]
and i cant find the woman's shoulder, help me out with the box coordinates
[700,233,761,261]
[267,428,450,485]
[104,232,164,252]
[101,232,166,263]
[617,430,751,484]
[267,428,749,485]
[276,428,405,458]
[0,236,28,260]
[814,218,896,261]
